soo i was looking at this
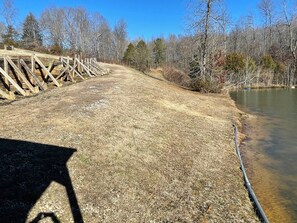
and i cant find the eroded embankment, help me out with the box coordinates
[0,63,259,222]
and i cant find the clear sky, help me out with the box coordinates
[2,0,267,40]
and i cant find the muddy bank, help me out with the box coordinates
[0,63,259,222]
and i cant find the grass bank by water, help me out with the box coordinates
[0,63,259,222]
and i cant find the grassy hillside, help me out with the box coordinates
[0,63,259,222]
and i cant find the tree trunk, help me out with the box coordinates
[201,0,212,81]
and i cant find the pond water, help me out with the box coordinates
[230,89,297,223]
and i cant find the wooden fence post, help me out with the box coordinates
[5,56,38,94]
[20,59,45,91]
[4,57,9,90]
[0,88,15,100]
[0,67,28,96]
[34,55,61,87]
[31,54,35,73]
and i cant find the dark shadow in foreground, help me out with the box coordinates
[0,138,84,223]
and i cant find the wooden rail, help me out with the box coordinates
[0,47,109,100]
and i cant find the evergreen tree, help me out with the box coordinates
[1,25,18,46]
[153,38,166,67]
[135,40,149,71]
[22,12,42,48]
[123,43,135,66]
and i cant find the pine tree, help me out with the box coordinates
[22,12,42,48]
[123,43,135,66]
[153,38,166,67]
[135,40,149,71]
[1,25,18,46]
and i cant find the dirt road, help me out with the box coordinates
[0,64,259,222]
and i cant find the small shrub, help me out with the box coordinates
[190,78,223,93]
[163,66,223,93]
[50,43,63,55]
[163,67,191,88]
[274,61,285,75]
[246,57,256,71]
[189,55,200,78]
[225,53,245,73]
[273,61,286,84]
[260,54,276,70]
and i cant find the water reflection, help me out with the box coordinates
[231,89,297,223]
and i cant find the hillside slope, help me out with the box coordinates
[0,64,259,222]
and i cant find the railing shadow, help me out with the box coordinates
[0,138,84,223]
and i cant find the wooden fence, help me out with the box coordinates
[0,46,108,100]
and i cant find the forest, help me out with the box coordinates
[1,0,297,92]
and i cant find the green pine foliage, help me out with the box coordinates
[123,43,135,66]
[123,40,149,71]
[1,25,18,47]
[135,40,149,71]
[260,54,276,70]
[225,53,245,73]
[274,61,286,84]
[152,38,166,67]
[22,12,43,49]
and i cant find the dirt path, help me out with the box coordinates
[0,64,259,222]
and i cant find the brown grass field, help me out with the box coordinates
[0,63,259,222]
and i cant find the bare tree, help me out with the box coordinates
[113,19,127,61]
[75,8,90,54]
[188,0,227,81]
[166,34,178,65]
[1,0,17,26]
[89,12,105,58]
[281,0,297,85]
[40,7,65,48]
[0,21,5,42]
[198,0,212,80]
[258,0,274,51]
[63,8,77,51]
[96,18,114,61]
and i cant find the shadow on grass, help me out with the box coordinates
[0,138,84,223]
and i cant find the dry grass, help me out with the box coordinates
[0,63,259,222]
[162,67,191,88]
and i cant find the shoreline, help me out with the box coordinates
[230,94,293,223]
[226,84,293,93]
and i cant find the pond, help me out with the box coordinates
[230,88,297,223]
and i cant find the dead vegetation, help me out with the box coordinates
[0,63,259,222]
[162,66,191,88]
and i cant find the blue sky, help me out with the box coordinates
[1,0,270,40]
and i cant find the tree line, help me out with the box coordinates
[0,0,127,61]
[1,0,297,92]
[122,0,297,91]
